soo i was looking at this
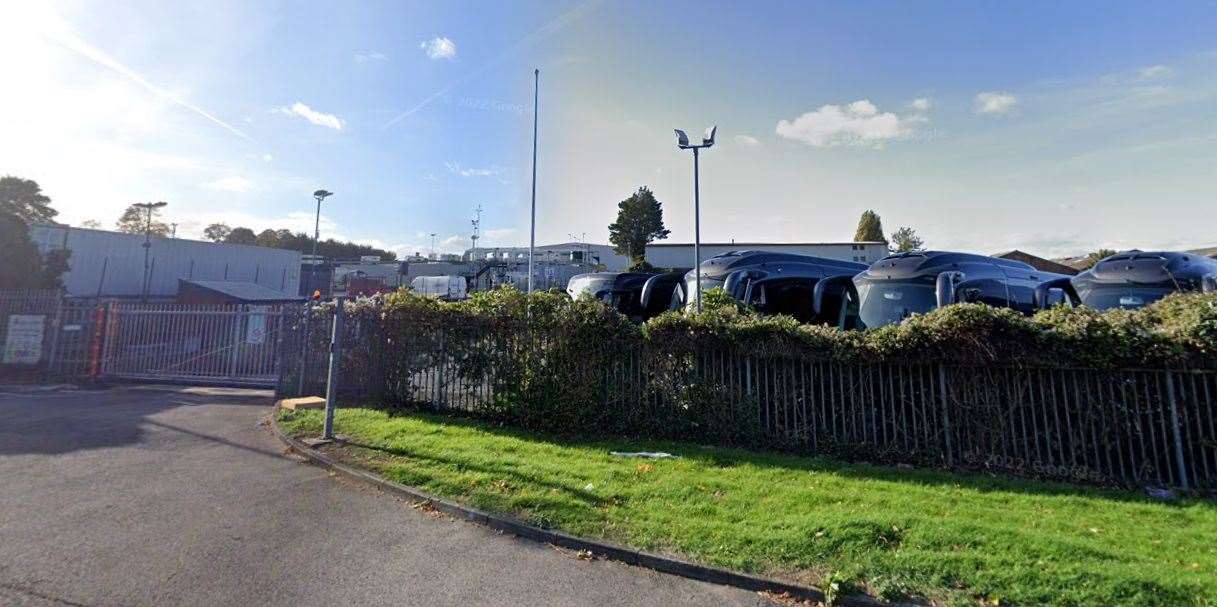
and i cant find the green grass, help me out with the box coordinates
[278,408,1217,606]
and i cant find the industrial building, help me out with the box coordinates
[29,224,302,299]
[644,241,889,269]
[465,242,630,272]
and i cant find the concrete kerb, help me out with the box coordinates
[271,401,887,607]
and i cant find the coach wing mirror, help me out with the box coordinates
[812,275,857,316]
[1045,288,1070,307]
[1034,277,1077,309]
[935,271,965,308]
[724,270,763,300]
[1203,273,1217,293]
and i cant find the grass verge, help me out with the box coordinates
[277,407,1217,606]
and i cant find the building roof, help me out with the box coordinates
[991,250,1080,275]
[180,280,304,302]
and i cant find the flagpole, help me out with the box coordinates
[528,68,539,295]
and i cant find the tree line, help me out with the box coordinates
[199,223,396,261]
[100,202,397,261]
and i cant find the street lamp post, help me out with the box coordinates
[674,126,716,312]
[310,189,333,295]
[134,201,167,302]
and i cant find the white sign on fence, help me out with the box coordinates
[3,314,46,365]
[246,308,269,345]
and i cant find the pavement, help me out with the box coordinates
[0,385,770,606]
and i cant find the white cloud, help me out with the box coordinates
[775,99,915,148]
[1138,65,1175,80]
[445,161,501,177]
[261,153,273,162]
[273,102,344,130]
[483,227,517,242]
[420,36,457,60]
[733,134,760,147]
[439,235,466,250]
[202,176,253,192]
[973,91,1018,115]
[354,51,388,64]
[910,97,933,111]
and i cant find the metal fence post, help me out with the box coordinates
[938,365,954,465]
[43,292,65,380]
[1164,371,1190,491]
[322,297,346,441]
[227,306,243,380]
[297,303,311,397]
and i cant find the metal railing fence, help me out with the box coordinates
[281,312,1217,492]
[1,291,296,387]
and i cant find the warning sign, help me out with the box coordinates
[3,315,46,365]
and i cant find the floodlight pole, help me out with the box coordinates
[135,201,166,302]
[693,147,701,312]
[528,68,539,296]
[310,190,332,296]
[675,127,714,312]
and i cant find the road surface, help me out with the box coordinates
[0,385,768,606]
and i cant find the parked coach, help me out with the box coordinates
[850,251,1072,328]
[1070,250,1217,310]
[680,251,869,325]
[566,271,685,321]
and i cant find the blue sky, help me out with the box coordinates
[3,1,1216,258]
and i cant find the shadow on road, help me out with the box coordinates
[0,385,276,456]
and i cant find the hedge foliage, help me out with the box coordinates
[335,286,1217,370]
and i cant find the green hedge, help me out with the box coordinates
[345,286,1217,370]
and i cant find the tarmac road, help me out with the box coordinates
[0,385,768,607]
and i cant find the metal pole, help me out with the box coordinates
[310,196,321,294]
[528,68,539,296]
[141,208,152,302]
[693,147,701,312]
[322,296,346,441]
[1164,371,1190,490]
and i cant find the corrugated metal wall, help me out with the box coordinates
[29,225,302,298]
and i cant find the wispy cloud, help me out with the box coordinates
[354,51,388,64]
[385,0,603,128]
[483,227,518,241]
[973,91,1018,115]
[33,8,252,141]
[273,102,344,130]
[420,37,457,60]
[1138,65,1175,80]
[201,176,253,192]
[445,161,501,177]
[776,100,916,148]
[733,134,760,147]
[910,97,933,111]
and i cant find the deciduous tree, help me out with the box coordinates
[115,203,171,236]
[890,226,925,253]
[203,223,232,242]
[0,176,58,224]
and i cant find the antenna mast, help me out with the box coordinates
[470,205,483,259]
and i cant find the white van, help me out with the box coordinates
[410,275,468,301]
